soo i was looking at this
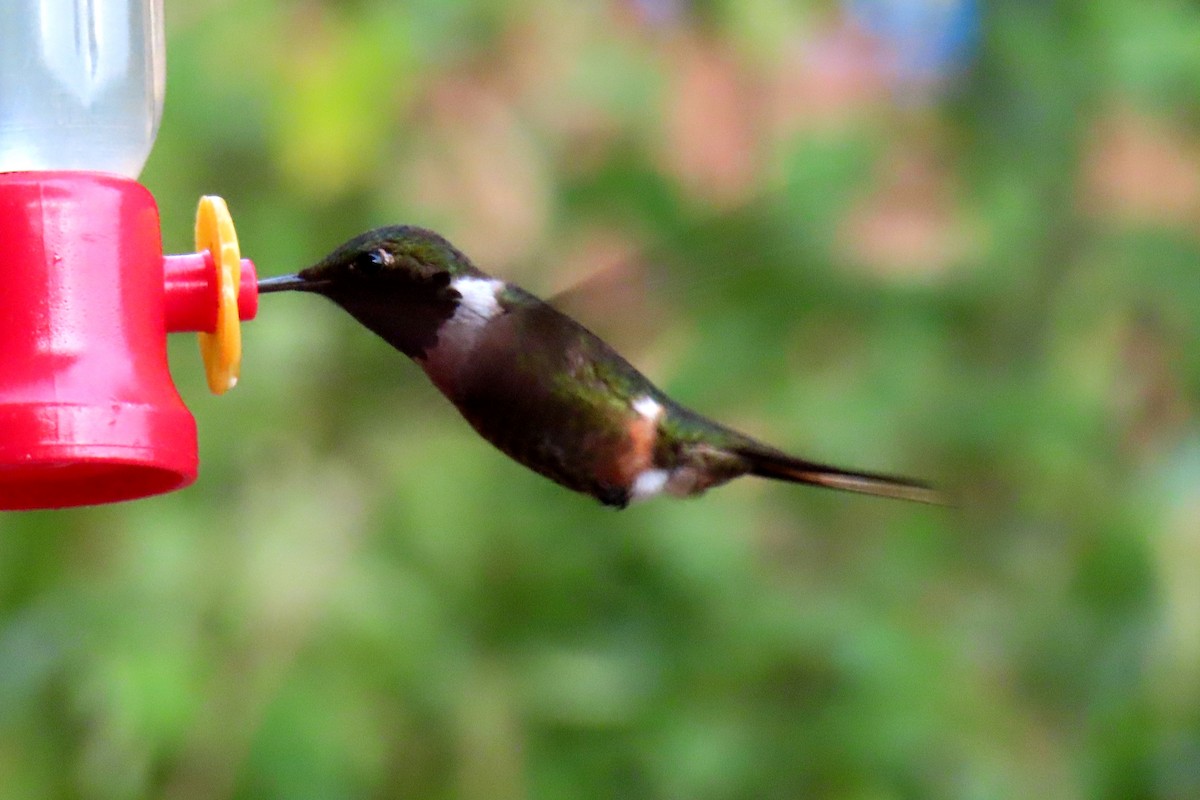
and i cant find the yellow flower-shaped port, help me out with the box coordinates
[194,195,242,394]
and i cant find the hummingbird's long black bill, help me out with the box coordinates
[258,274,320,293]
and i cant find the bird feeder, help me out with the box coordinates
[0,0,258,510]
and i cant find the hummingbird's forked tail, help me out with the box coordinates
[735,446,945,505]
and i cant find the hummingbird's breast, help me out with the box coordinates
[418,275,506,395]
[416,276,675,505]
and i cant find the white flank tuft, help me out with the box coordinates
[631,469,670,501]
[632,395,664,421]
[450,276,504,326]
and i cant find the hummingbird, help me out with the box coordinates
[257,226,941,508]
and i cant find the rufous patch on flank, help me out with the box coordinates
[611,395,664,487]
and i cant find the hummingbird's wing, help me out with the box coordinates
[544,252,668,359]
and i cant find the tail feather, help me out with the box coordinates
[736,446,945,505]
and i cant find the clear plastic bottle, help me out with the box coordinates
[0,0,164,178]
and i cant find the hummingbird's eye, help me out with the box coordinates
[356,248,392,275]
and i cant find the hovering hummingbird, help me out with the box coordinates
[258,226,941,508]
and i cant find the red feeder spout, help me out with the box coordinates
[164,251,258,334]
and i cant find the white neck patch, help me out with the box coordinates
[450,276,504,326]
[421,276,506,392]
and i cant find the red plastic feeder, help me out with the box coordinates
[0,173,257,510]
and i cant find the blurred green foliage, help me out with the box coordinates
[4,1,1200,798]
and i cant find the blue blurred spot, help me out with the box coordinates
[848,0,980,85]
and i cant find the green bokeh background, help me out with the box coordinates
[4,1,1200,798]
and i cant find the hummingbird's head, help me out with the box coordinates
[258,225,476,296]
[257,225,483,359]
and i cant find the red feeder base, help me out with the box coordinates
[0,172,196,509]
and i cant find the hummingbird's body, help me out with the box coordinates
[258,226,940,507]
